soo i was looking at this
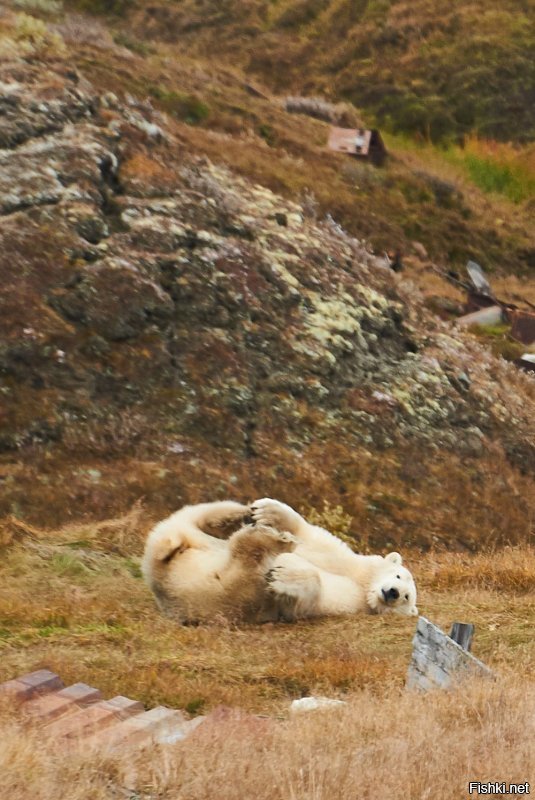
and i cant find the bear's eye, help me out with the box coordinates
[404,594,409,600]
[396,575,400,580]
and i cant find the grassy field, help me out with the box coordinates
[2,512,535,796]
[2,513,535,711]
[2,676,535,799]
[114,0,535,144]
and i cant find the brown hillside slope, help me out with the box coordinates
[124,0,535,143]
[3,4,535,269]
[0,12,534,548]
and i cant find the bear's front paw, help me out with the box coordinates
[265,563,312,596]
[251,498,301,534]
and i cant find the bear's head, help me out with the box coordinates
[367,552,418,617]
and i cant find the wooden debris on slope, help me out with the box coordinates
[406,617,493,691]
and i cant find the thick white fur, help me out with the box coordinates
[252,498,418,618]
[141,501,296,624]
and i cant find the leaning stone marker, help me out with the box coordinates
[406,617,493,690]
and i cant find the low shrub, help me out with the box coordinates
[149,86,210,125]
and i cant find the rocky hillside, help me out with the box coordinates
[0,9,534,549]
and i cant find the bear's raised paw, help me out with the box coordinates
[251,498,302,535]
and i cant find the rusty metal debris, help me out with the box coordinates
[466,261,493,298]
[508,308,535,346]
[243,82,271,101]
[464,260,498,313]
[455,261,535,346]
[327,126,386,165]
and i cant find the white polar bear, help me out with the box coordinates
[141,501,296,624]
[142,498,418,624]
[251,498,418,619]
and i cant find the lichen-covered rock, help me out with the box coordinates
[0,56,533,546]
[0,66,94,148]
[51,257,174,339]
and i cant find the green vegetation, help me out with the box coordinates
[149,86,210,125]
[13,0,63,14]
[470,323,525,362]
[0,11,66,56]
[459,153,535,204]
[452,147,535,203]
[112,30,154,55]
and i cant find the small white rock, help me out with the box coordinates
[290,696,347,714]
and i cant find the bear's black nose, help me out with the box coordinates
[384,587,399,601]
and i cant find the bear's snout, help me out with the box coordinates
[382,587,399,602]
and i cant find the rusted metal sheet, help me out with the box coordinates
[329,126,372,155]
[463,262,497,313]
[456,305,504,328]
[328,126,386,163]
[243,82,270,100]
[506,308,535,345]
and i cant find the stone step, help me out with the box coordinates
[46,695,144,740]
[25,682,103,723]
[0,669,64,702]
[89,706,202,752]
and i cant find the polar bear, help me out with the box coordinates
[251,498,418,619]
[142,498,418,625]
[141,501,296,624]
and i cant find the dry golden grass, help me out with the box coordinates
[423,548,535,593]
[1,677,535,799]
[2,514,535,796]
[2,515,535,716]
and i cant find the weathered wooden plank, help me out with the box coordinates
[449,622,475,652]
[406,617,493,690]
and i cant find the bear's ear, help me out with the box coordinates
[385,551,402,565]
[410,606,418,617]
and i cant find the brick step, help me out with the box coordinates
[0,669,64,702]
[24,682,103,723]
[88,706,205,752]
[2,671,221,754]
[45,695,144,740]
